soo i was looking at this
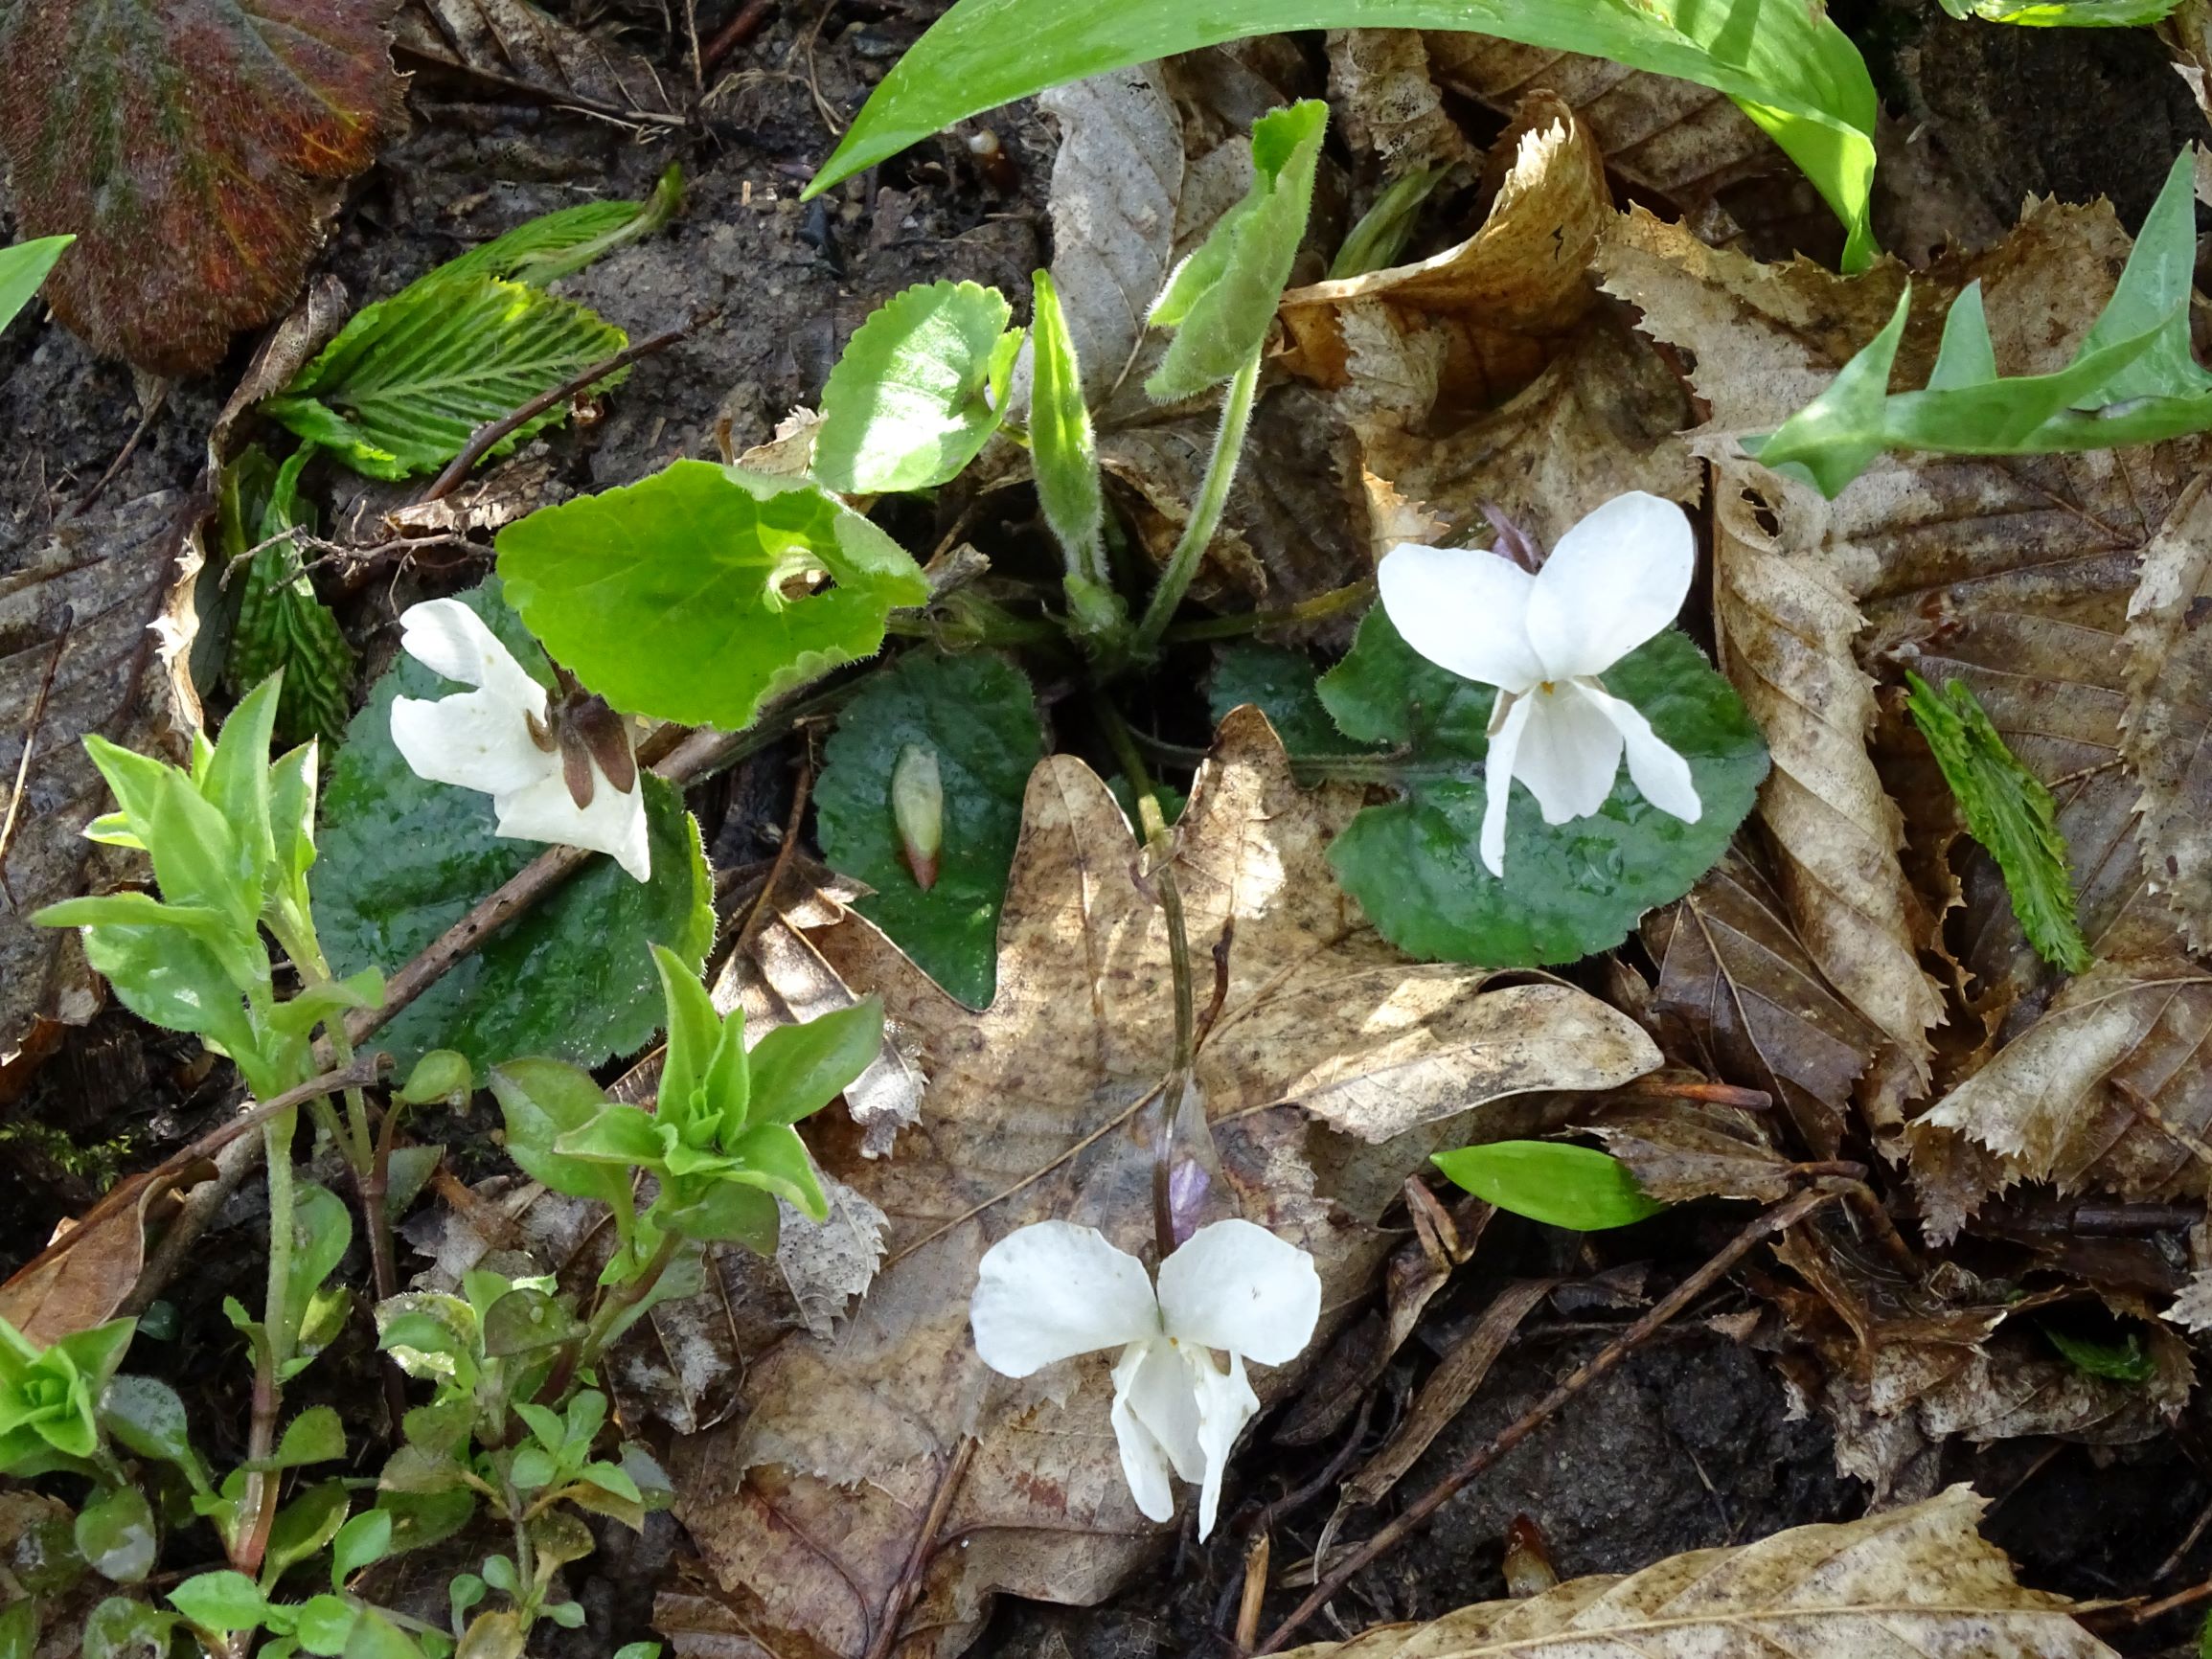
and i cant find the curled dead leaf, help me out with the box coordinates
[1279,93,1608,427]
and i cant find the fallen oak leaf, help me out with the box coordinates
[0,0,405,374]
[1272,1486,2113,1659]
[663,708,1658,1659]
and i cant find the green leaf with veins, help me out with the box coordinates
[1432,1141,1666,1230]
[0,0,403,373]
[314,580,714,1079]
[816,650,1043,1006]
[804,0,1881,270]
[1207,643,1377,758]
[496,461,931,728]
[1146,100,1326,402]
[1904,672,2088,973]
[262,276,628,481]
[443,166,684,287]
[1320,609,1766,966]
[813,280,1017,491]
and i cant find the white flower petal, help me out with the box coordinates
[969,1221,1160,1377]
[1514,684,1623,825]
[1524,491,1694,680]
[1479,692,1533,879]
[1578,682,1702,825]
[1187,1347,1260,1542]
[391,690,558,797]
[1107,1341,1182,1521]
[398,600,549,716]
[1155,1218,1321,1365]
[1116,1337,1205,1485]
[1377,543,1544,693]
[493,744,652,880]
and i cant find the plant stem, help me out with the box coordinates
[233,1106,297,1582]
[1161,579,1375,644]
[1132,344,1266,657]
[538,1226,685,1408]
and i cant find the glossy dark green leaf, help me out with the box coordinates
[813,280,1015,492]
[1207,644,1377,757]
[480,1288,584,1358]
[82,1597,176,1659]
[495,461,930,729]
[99,1375,206,1488]
[1321,611,1767,966]
[657,1181,778,1252]
[1432,1141,1666,1230]
[804,0,1881,269]
[816,650,1042,1006]
[1905,672,2087,973]
[314,580,714,1079]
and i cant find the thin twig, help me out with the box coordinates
[415,322,696,506]
[1251,1185,1843,1654]
[864,1437,977,1659]
[0,605,72,911]
[732,759,813,956]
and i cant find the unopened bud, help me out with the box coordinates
[892,743,944,891]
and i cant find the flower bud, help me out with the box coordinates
[891,743,943,891]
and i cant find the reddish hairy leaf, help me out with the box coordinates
[0,0,405,374]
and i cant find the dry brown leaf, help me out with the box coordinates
[1356,320,1698,557]
[1339,1277,1556,1508]
[1597,199,2212,1129]
[1279,94,1608,426]
[395,0,676,120]
[1325,30,1471,176]
[663,710,1658,1659]
[2,491,196,1069]
[1423,33,1802,254]
[1276,1486,2110,1659]
[1643,849,1888,1159]
[1581,1095,1795,1205]
[1906,957,2212,1237]
[0,1168,190,1346]
[2122,473,2212,954]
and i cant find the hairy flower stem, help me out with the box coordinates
[1096,699,1195,1261]
[1132,344,1266,657]
[282,922,410,1433]
[233,1106,298,1584]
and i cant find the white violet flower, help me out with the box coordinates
[969,1217,1321,1538]
[389,599,651,883]
[1377,489,1702,879]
